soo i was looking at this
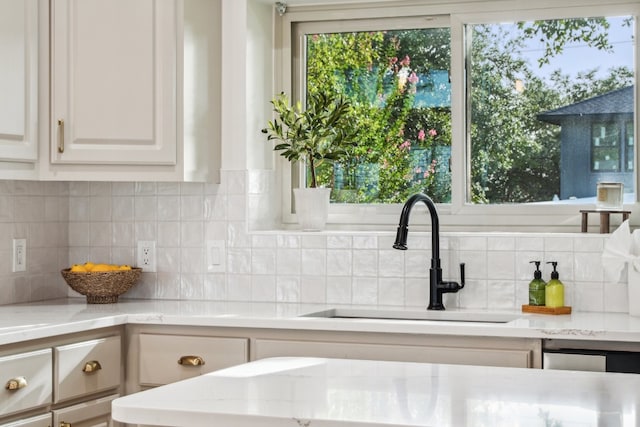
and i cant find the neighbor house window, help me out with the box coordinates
[281,2,638,229]
[627,121,635,171]
[591,123,620,172]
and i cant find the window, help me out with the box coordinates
[279,2,638,230]
[592,123,620,172]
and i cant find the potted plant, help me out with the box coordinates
[262,91,357,230]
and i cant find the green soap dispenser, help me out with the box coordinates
[528,261,546,306]
[545,261,564,308]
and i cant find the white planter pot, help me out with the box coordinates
[293,187,331,231]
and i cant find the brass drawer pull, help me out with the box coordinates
[57,119,65,153]
[5,376,27,390]
[60,422,71,427]
[82,360,102,374]
[178,355,205,366]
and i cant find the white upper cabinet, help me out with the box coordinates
[51,0,177,166]
[0,0,38,165]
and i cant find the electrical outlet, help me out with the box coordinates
[137,241,157,272]
[12,239,26,272]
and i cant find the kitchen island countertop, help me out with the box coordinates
[1,298,640,346]
[112,356,640,426]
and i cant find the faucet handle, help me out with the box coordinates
[459,263,465,289]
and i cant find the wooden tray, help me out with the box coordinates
[522,305,572,315]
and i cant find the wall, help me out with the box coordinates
[0,175,628,313]
[60,173,627,313]
[0,180,68,304]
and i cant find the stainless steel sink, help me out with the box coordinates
[301,308,520,323]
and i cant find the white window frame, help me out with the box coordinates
[275,0,640,232]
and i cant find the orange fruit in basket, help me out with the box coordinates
[118,265,132,271]
[70,264,87,272]
[91,263,115,272]
[83,261,96,271]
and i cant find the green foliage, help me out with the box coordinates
[262,92,357,188]
[518,18,611,66]
[307,28,451,203]
[284,16,633,204]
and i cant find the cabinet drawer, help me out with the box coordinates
[54,335,121,403]
[139,334,248,386]
[0,349,52,417]
[255,339,533,368]
[52,393,119,427]
[0,414,51,427]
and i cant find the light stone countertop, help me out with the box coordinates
[1,298,640,345]
[111,356,640,426]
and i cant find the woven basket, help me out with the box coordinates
[61,268,142,304]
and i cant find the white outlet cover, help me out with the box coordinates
[137,241,157,272]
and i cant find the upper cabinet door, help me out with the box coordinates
[0,0,38,162]
[51,0,177,165]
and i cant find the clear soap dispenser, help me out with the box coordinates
[545,261,564,308]
[528,261,546,306]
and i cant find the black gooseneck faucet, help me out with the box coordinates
[393,193,465,310]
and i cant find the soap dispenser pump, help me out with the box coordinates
[545,261,564,308]
[528,261,546,306]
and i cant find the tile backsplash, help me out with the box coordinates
[0,174,628,313]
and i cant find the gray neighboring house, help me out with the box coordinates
[538,86,634,200]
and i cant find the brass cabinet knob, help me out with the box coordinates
[82,360,102,374]
[178,355,205,366]
[60,422,71,427]
[5,376,27,390]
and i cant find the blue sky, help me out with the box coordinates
[520,16,634,82]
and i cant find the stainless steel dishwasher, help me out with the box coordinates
[543,339,640,373]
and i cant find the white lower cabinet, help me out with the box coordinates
[0,328,123,426]
[138,333,249,387]
[0,414,51,427]
[254,337,536,368]
[52,394,118,427]
[0,349,52,418]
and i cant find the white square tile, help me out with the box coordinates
[112,197,134,221]
[134,196,157,221]
[487,236,515,251]
[458,279,488,309]
[574,252,604,282]
[301,234,326,249]
[487,280,516,309]
[353,250,378,277]
[252,275,276,301]
[328,235,352,249]
[181,196,204,221]
[181,247,204,274]
[353,235,378,249]
[327,249,352,276]
[515,236,544,251]
[545,236,573,252]
[404,250,428,278]
[276,276,300,302]
[158,196,180,221]
[352,277,378,305]
[327,276,351,304]
[459,251,487,280]
[276,248,301,275]
[301,248,326,276]
[378,277,404,306]
[252,248,276,275]
[228,248,251,274]
[300,275,327,303]
[227,274,252,301]
[378,249,404,277]
[404,278,428,308]
[158,222,181,247]
[204,194,227,220]
[181,221,204,248]
[487,251,515,280]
